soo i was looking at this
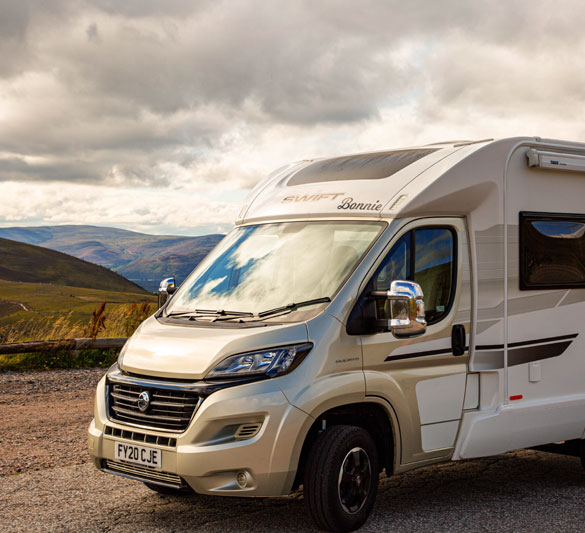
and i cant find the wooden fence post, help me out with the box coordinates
[0,337,128,355]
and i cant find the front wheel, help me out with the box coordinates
[304,425,379,532]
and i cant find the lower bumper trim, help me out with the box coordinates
[102,459,186,489]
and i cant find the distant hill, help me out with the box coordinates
[0,225,224,292]
[0,238,148,294]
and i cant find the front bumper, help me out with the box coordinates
[88,373,312,497]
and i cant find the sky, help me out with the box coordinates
[1,0,585,236]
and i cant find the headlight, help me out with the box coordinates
[207,343,313,379]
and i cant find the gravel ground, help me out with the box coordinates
[0,368,106,475]
[1,369,585,532]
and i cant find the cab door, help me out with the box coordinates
[360,217,472,466]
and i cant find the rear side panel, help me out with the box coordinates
[504,145,585,443]
[455,140,585,459]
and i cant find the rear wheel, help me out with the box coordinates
[304,425,379,532]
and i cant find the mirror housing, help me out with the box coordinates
[371,280,427,338]
[158,277,177,309]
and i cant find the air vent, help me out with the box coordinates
[287,148,438,186]
[235,423,262,440]
[104,425,177,447]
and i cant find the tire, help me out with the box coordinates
[580,440,585,470]
[304,425,379,532]
[144,482,193,496]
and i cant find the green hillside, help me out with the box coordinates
[0,280,154,327]
[0,225,224,291]
[0,279,157,369]
[0,238,148,294]
[115,248,215,289]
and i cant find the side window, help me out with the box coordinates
[520,212,585,289]
[414,228,455,324]
[374,234,410,321]
[374,233,410,291]
[372,227,455,325]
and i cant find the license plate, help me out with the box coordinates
[114,441,162,468]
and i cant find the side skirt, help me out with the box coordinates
[452,394,585,460]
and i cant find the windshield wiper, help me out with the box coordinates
[166,309,254,318]
[257,297,331,319]
[195,309,254,317]
[166,299,330,321]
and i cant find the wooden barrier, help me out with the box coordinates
[0,337,127,355]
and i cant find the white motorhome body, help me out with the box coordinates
[237,136,585,461]
[89,136,585,532]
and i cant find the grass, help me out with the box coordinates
[0,280,156,339]
[0,280,157,371]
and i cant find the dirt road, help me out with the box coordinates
[1,369,584,532]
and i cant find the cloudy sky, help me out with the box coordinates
[1,0,584,235]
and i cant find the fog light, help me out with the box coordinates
[236,471,250,488]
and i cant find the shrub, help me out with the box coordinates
[85,301,107,340]
[123,301,154,337]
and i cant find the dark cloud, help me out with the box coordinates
[0,0,584,188]
[91,0,210,18]
[0,1,30,76]
[86,22,100,43]
[0,155,101,183]
[0,1,29,40]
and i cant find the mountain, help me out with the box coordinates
[0,238,148,294]
[0,225,224,292]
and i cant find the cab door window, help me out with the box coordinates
[373,227,455,325]
[374,233,410,290]
[414,228,455,324]
[373,233,410,321]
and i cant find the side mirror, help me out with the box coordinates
[371,280,427,338]
[158,277,177,308]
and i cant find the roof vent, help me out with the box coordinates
[287,148,438,186]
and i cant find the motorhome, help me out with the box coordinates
[89,137,585,532]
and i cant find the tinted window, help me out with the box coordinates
[414,229,454,324]
[375,233,410,291]
[374,234,410,321]
[373,227,455,324]
[520,212,585,289]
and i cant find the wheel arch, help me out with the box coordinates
[292,398,400,490]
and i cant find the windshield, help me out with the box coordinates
[166,221,384,317]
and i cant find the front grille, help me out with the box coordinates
[103,459,184,488]
[108,383,201,432]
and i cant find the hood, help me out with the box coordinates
[120,315,309,380]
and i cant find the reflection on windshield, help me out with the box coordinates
[167,221,384,315]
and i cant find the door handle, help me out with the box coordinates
[451,325,466,356]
